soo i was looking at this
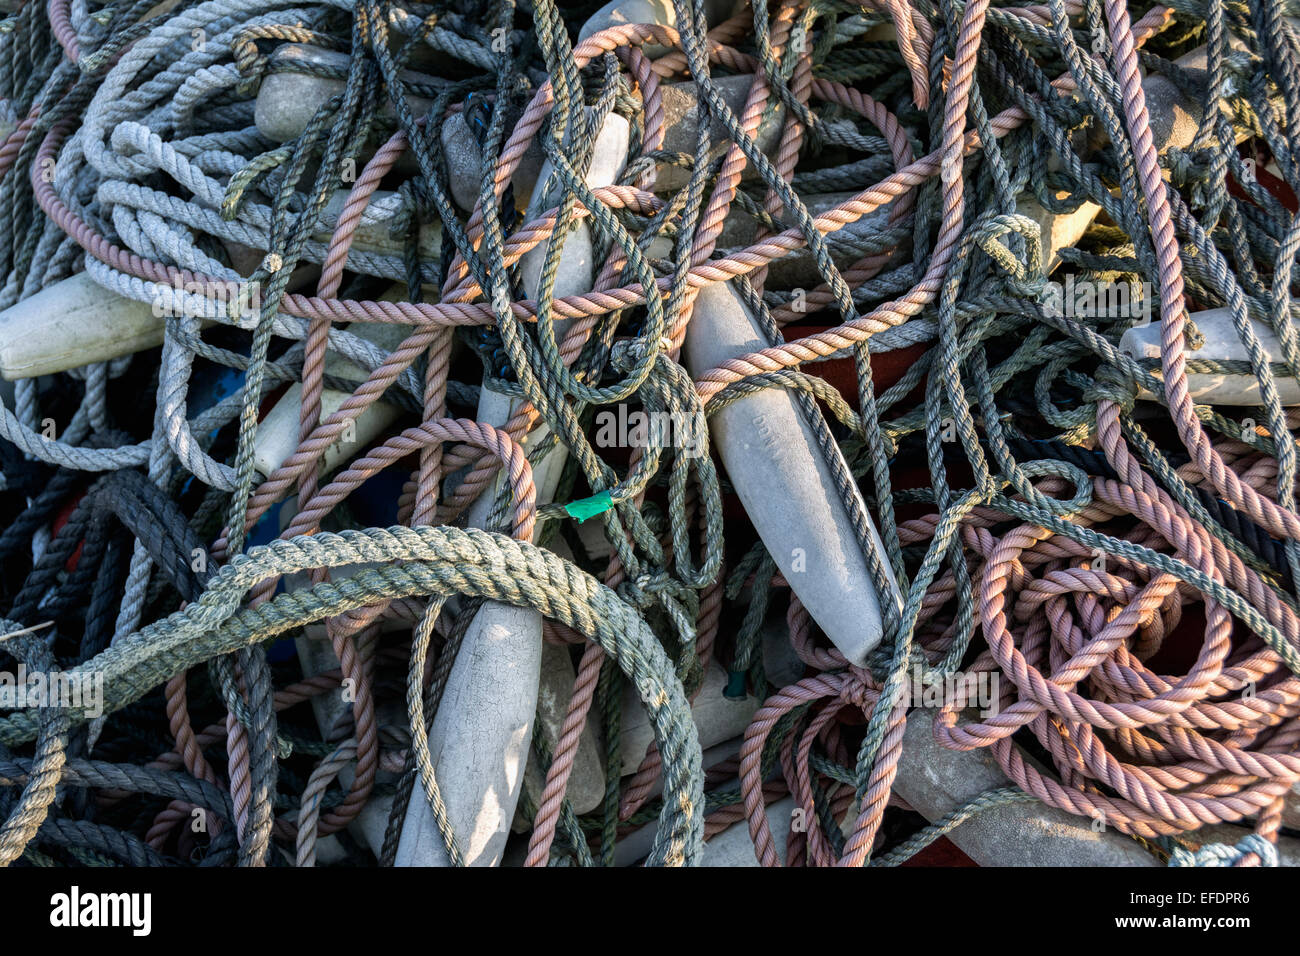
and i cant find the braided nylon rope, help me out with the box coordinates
[0,0,1297,870]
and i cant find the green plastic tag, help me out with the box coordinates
[723,669,748,700]
[564,490,614,523]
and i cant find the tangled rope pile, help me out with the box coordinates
[1,0,1299,868]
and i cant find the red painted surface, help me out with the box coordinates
[1228,147,1297,213]
[902,836,978,867]
[50,490,85,571]
[780,321,930,408]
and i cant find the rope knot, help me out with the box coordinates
[839,670,875,711]
[610,337,649,371]
[1167,147,1209,188]
[974,213,1044,296]
[1088,367,1141,412]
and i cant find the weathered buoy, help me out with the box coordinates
[701,796,797,866]
[393,107,633,867]
[251,322,410,477]
[577,0,737,58]
[254,44,444,143]
[652,75,785,193]
[683,278,901,666]
[710,190,899,289]
[441,73,784,210]
[0,273,166,380]
[251,272,421,478]
[894,709,1158,866]
[1120,306,1300,406]
[618,660,758,775]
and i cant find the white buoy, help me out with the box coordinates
[618,660,758,775]
[250,355,404,478]
[1120,306,1300,406]
[651,75,785,193]
[700,797,797,866]
[251,194,444,479]
[577,0,737,58]
[1021,34,1271,275]
[0,252,303,382]
[441,109,545,213]
[393,108,634,867]
[517,641,608,819]
[254,44,443,143]
[312,190,443,263]
[683,278,901,666]
[710,190,899,289]
[616,623,801,782]
[894,709,1158,866]
[613,621,805,764]
[441,73,783,210]
[0,273,167,380]
[251,280,417,477]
